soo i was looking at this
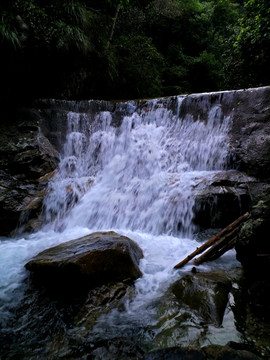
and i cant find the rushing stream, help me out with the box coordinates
[0,96,243,358]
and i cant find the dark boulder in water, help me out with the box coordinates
[25,231,143,295]
[170,270,232,327]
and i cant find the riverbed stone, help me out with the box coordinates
[25,231,143,294]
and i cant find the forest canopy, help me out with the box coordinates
[0,0,269,104]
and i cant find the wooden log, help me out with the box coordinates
[193,230,237,265]
[206,238,236,262]
[173,212,249,269]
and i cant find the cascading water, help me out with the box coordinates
[0,95,242,358]
[44,98,231,236]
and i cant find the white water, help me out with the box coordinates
[0,97,241,350]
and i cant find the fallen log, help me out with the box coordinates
[193,229,238,265]
[174,212,249,269]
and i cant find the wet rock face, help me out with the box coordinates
[235,187,270,320]
[229,86,270,180]
[25,231,143,295]
[193,171,259,229]
[0,108,59,235]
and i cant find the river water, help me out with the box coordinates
[0,96,242,358]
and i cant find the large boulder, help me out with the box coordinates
[193,170,263,229]
[25,231,143,295]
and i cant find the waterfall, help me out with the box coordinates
[44,97,231,236]
[0,94,242,358]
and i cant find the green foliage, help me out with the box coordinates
[192,51,223,91]
[211,0,239,35]
[116,35,164,98]
[1,0,268,104]
[0,11,23,49]
[14,0,92,51]
[106,0,130,9]
[229,0,270,87]
[236,0,270,47]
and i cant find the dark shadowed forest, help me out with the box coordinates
[1,0,269,106]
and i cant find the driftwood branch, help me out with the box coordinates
[174,212,249,269]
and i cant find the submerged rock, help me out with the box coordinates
[171,270,232,326]
[25,231,143,295]
[152,269,240,350]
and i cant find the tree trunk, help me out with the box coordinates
[106,4,121,50]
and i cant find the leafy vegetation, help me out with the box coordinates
[0,0,269,105]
